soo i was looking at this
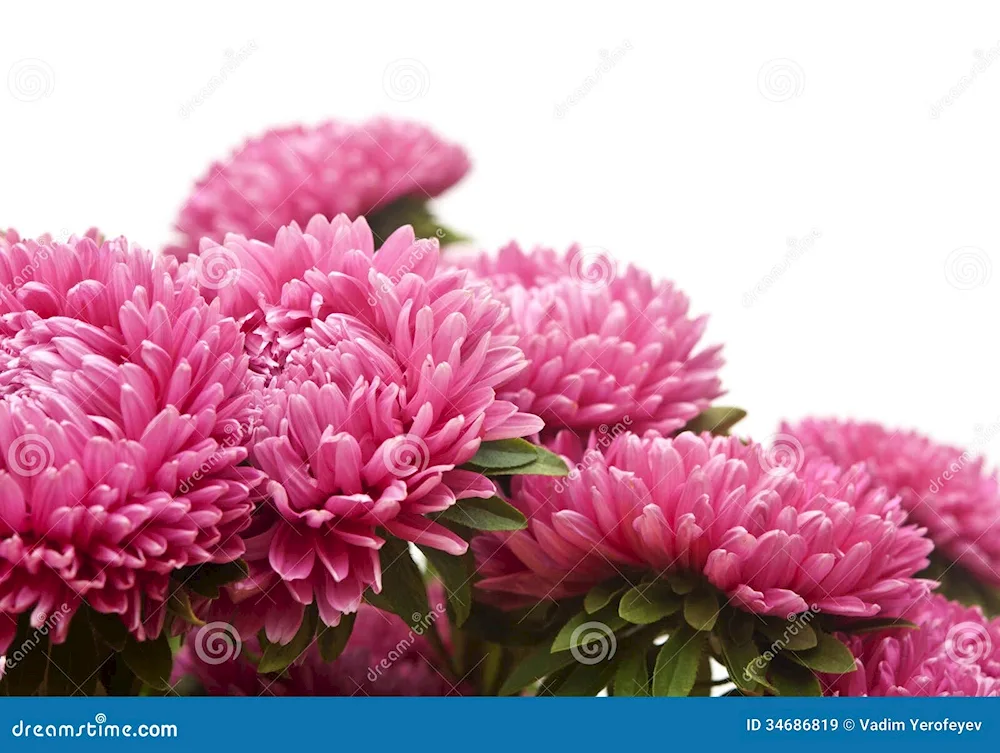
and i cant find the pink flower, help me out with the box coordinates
[823,594,1000,696]
[167,118,469,257]
[0,231,263,654]
[174,594,470,696]
[459,243,724,435]
[194,214,542,642]
[475,431,933,619]
[781,419,1000,586]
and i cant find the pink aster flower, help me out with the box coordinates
[475,431,933,619]
[0,230,263,654]
[174,593,470,696]
[191,214,542,642]
[459,243,724,436]
[167,118,469,257]
[781,419,1000,587]
[823,594,1000,696]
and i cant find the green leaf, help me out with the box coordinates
[467,438,539,470]
[552,656,619,696]
[88,610,129,651]
[768,657,822,696]
[176,559,248,599]
[551,604,626,654]
[759,616,817,651]
[584,579,627,614]
[258,607,318,674]
[122,633,173,691]
[481,446,569,477]
[667,571,697,594]
[1,614,48,696]
[690,653,714,696]
[619,582,682,625]
[317,612,356,664]
[651,625,708,697]
[46,615,100,696]
[788,630,858,674]
[499,642,579,696]
[369,536,430,623]
[683,588,720,631]
[613,650,650,697]
[420,545,474,627]
[435,496,528,532]
[835,617,918,635]
[718,630,766,694]
[681,406,748,436]
[167,589,205,627]
[367,196,468,248]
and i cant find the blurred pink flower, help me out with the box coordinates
[0,230,262,653]
[782,419,1000,586]
[460,243,723,435]
[476,431,933,619]
[167,118,469,256]
[823,594,1000,696]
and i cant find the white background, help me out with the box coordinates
[2,1,999,462]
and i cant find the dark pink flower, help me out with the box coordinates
[476,431,933,619]
[168,118,469,256]
[0,231,262,653]
[782,419,1000,586]
[823,594,1000,696]
[459,243,724,435]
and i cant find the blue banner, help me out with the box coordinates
[0,698,995,751]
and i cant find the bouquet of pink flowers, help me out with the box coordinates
[1,118,998,698]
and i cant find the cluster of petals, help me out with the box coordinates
[190,214,543,642]
[782,418,1000,586]
[460,243,723,435]
[0,230,262,653]
[167,118,469,257]
[823,594,1000,696]
[475,431,934,619]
